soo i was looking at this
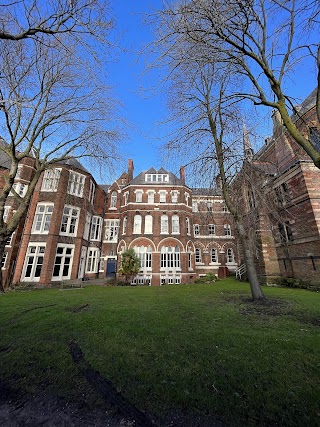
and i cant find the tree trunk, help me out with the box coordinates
[0,238,7,293]
[236,220,265,301]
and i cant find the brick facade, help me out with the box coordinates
[240,90,320,285]
[2,159,237,287]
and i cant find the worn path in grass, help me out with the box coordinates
[0,280,319,426]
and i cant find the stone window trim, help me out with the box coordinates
[21,243,46,281]
[60,205,80,236]
[90,216,103,241]
[67,171,86,198]
[83,213,91,241]
[52,244,74,281]
[226,248,235,264]
[31,202,54,234]
[134,190,143,203]
[86,247,100,273]
[41,168,61,192]
[104,219,120,242]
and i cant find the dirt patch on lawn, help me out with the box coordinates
[0,342,225,427]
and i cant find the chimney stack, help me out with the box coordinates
[179,166,185,184]
[128,159,134,182]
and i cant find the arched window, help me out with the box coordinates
[195,248,202,263]
[227,248,235,263]
[224,224,231,236]
[110,191,117,208]
[186,217,190,235]
[133,215,142,234]
[161,215,169,233]
[160,246,180,268]
[172,215,180,234]
[211,248,218,263]
[145,215,153,234]
[123,216,127,234]
[134,245,152,269]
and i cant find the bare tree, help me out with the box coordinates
[0,21,120,292]
[151,38,266,299]
[153,0,320,168]
[0,1,113,42]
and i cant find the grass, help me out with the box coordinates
[0,278,320,426]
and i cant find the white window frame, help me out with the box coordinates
[144,215,153,234]
[1,251,8,270]
[194,224,200,236]
[32,203,54,234]
[60,205,80,236]
[133,214,142,234]
[124,192,129,205]
[160,246,180,270]
[105,219,120,242]
[123,216,127,234]
[89,180,95,204]
[192,201,198,212]
[3,206,10,223]
[147,191,155,204]
[186,217,190,235]
[134,245,152,270]
[90,216,103,241]
[171,191,178,203]
[22,244,46,281]
[52,244,74,281]
[67,171,85,198]
[41,168,61,192]
[136,190,143,203]
[159,191,166,203]
[224,224,232,236]
[227,248,235,263]
[161,215,169,234]
[84,213,92,240]
[78,246,87,279]
[172,215,180,234]
[110,191,117,208]
[211,248,218,263]
[86,247,100,273]
[12,183,28,197]
[195,248,202,264]
[208,224,216,236]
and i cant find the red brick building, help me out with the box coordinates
[238,89,320,285]
[1,157,237,287]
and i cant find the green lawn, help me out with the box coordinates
[0,279,320,426]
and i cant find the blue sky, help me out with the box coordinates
[108,1,168,179]
[103,1,318,183]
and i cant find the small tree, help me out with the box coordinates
[119,249,141,285]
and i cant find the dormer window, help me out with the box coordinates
[145,174,169,183]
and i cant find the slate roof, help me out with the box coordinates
[57,158,89,173]
[129,167,185,186]
[0,138,11,169]
[191,187,222,196]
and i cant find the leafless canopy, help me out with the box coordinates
[153,0,320,167]
[0,0,113,41]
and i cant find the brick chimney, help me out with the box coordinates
[128,159,134,182]
[179,166,185,184]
